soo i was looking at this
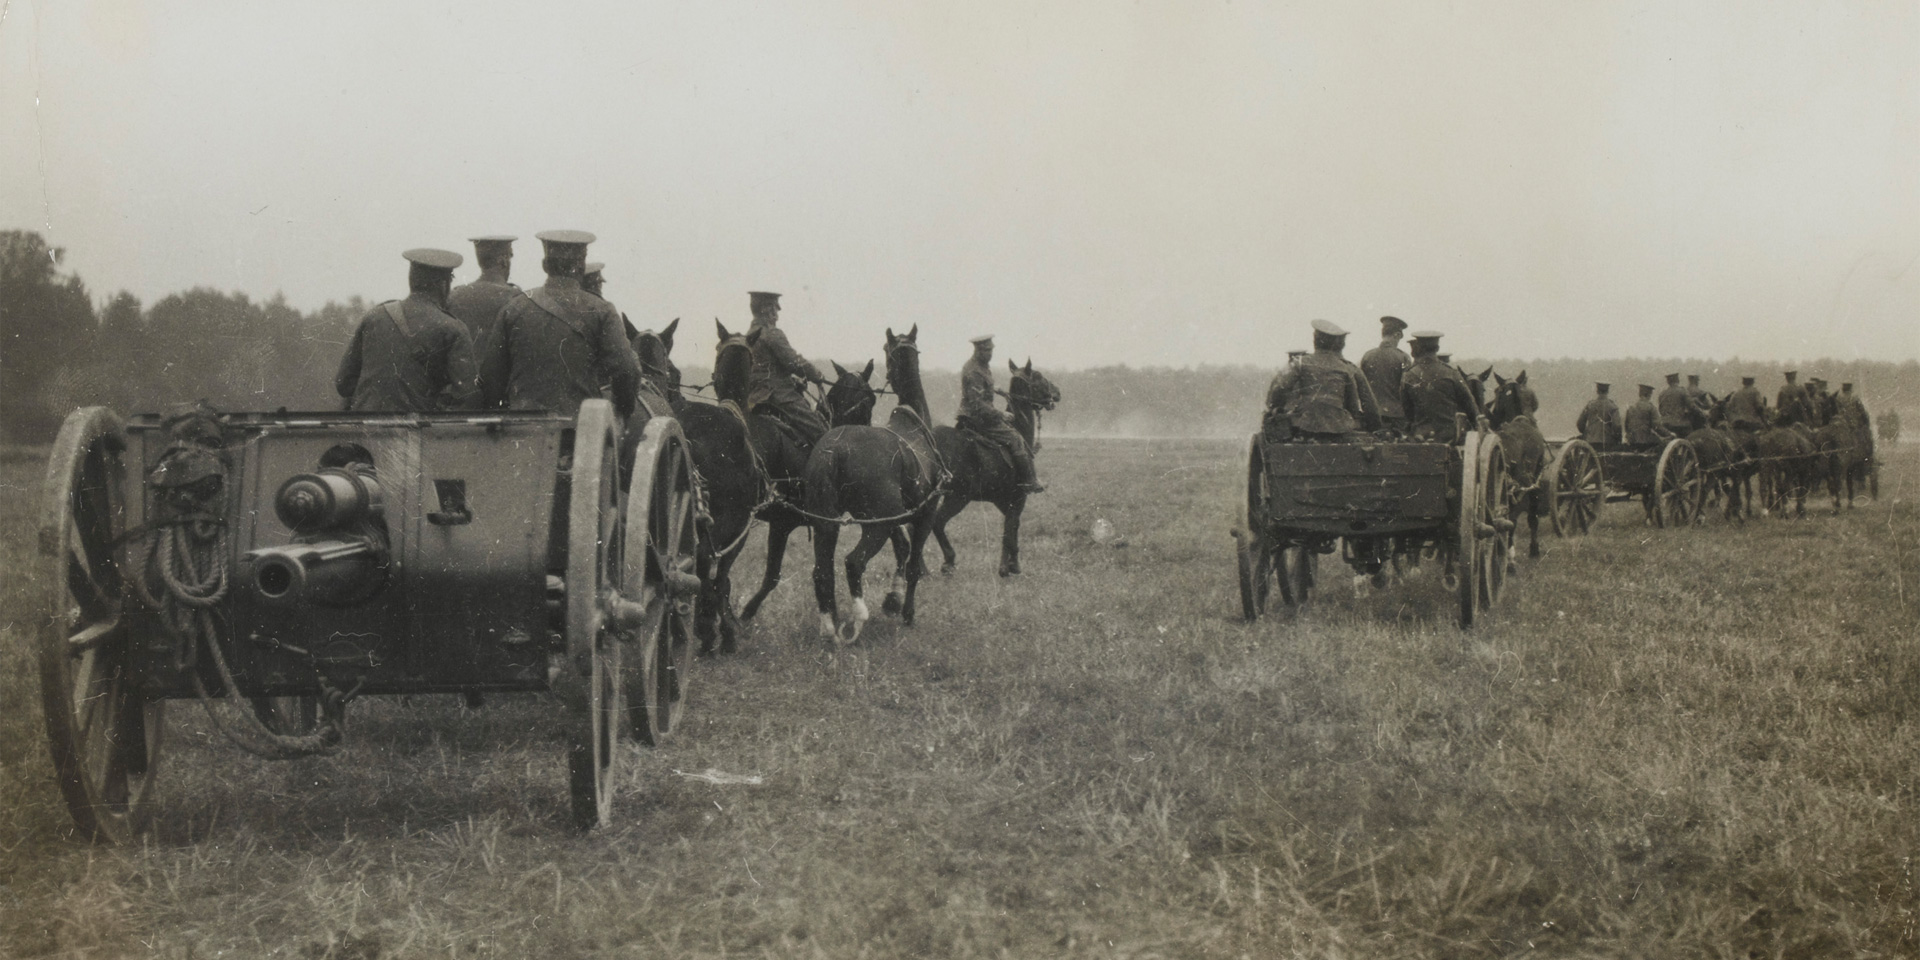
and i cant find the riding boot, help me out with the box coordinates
[1014,446,1045,493]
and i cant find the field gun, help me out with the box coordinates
[35,400,702,840]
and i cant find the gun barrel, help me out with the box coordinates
[246,539,385,606]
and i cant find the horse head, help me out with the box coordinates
[1486,371,1531,429]
[632,317,682,397]
[1008,358,1060,412]
[823,359,877,427]
[712,320,753,404]
[883,325,929,422]
[1460,365,1491,413]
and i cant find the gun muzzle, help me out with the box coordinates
[246,540,386,606]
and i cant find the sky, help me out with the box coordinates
[3,0,1917,369]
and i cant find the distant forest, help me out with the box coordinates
[4,230,1915,442]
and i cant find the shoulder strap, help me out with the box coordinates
[526,288,593,340]
[382,300,418,338]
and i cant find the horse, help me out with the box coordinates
[798,326,944,644]
[1812,420,1873,512]
[1485,372,1547,564]
[1754,415,1817,518]
[653,323,878,650]
[929,358,1061,576]
[1684,412,1747,524]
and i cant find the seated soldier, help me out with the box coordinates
[1726,375,1767,432]
[1576,382,1622,447]
[1657,372,1694,437]
[1624,383,1672,447]
[957,335,1043,493]
[1398,330,1479,442]
[1263,319,1381,443]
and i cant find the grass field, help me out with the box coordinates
[2,437,1916,959]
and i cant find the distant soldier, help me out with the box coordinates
[1399,330,1479,443]
[582,261,607,300]
[1685,374,1710,418]
[1656,372,1695,436]
[1726,376,1767,431]
[1360,315,1412,432]
[1576,382,1622,446]
[1263,319,1382,442]
[1834,382,1870,431]
[477,230,643,420]
[745,290,829,447]
[1804,377,1834,426]
[1776,370,1811,426]
[334,248,479,412]
[1624,383,1670,447]
[958,335,1044,493]
[446,235,519,347]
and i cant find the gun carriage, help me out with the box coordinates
[1592,438,1704,527]
[1234,417,1512,628]
[37,399,699,840]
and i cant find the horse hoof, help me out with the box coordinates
[940,562,956,575]
[1007,562,1022,575]
[881,592,903,616]
[836,619,863,646]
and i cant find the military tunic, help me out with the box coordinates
[1264,349,1382,441]
[1657,384,1696,434]
[958,355,1030,455]
[746,317,827,443]
[334,293,479,412]
[1776,382,1811,426]
[1360,344,1413,425]
[1624,399,1666,446]
[477,276,642,420]
[1398,357,1478,442]
[1576,395,1621,446]
[1725,386,1767,431]
[446,278,519,348]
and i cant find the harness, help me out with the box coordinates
[526,288,595,341]
[380,301,434,367]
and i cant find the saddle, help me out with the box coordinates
[954,425,1015,474]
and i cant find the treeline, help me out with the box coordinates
[4,230,1914,442]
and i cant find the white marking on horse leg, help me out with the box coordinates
[818,613,836,639]
[1352,574,1370,599]
[851,597,870,624]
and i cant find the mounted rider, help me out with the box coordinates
[1725,376,1767,431]
[1360,315,1412,433]
[1775,370,1812,427]
[476,230,643,421]
[1576,382,1622,446]
[958,335,1044,493]
[745,291,829,449]
[1398,330,1477,443]
[335,248,479,412]
[1263,319,1382,443]
[446,235,519,348]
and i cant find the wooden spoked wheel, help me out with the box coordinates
[1235,434,1275,622]
[1455,433,1488,629]
[1545,440,1602,537]
[38,407,164,843]
[1655,439,1703,528]
[622,417,699,744]
[563,400,625,831]
[1475,436,1513,613]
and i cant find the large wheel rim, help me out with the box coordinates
[1475,437,1509,611]
[1656,440,1703,528]
[1455,433,1481,628]
[38,407,164,843]
[1547,440,1602,537]
[1236,435,1272,621]
[564,400,624,831]
[622,418,700,744]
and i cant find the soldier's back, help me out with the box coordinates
[447,280,519,345]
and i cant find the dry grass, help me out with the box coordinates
[2,438,1916,958]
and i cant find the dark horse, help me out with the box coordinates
[670,323,878,652]
[1755,415,1818,519]
[800,326,944,644]
[1685,394,1747,523]
[1485,372,1548,565]
[929,358,1060,576]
